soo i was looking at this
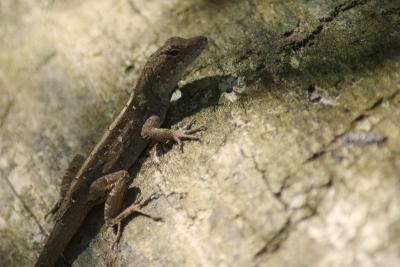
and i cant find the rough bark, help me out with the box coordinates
[0,0,399,266]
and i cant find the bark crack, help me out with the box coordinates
[251,154,288,208]
[0,99,15,129]
[250,91,399,259]
[255,219,291,257]
[255,176,332,258]
[127,0,153,27]
[304,90,399,163]
[320,0,370,23]
[280,0,370,53]
[0,168,47,236]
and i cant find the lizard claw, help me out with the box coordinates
[109,193,162,249]
[172,123,206,151]
[134,192,143,205]
[112,222,122,250]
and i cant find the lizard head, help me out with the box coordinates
[147,36,208,93]
[161,35,208,62]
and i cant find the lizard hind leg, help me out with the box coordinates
[45,154,85,220]
[109,193,161,248]
[100,170,161,247]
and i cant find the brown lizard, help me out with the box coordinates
[35,36,208,267]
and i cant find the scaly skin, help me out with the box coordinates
[35,36,208,267]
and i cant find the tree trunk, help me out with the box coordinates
[0,0,399,266]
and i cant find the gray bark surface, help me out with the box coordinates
[0,0,399,266]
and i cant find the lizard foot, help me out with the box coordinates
[110,193,162,249]
[172,122,206,150]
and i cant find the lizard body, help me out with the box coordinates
[35,36,208,267]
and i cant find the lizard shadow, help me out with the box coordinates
[157,74,234,155]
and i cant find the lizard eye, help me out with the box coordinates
[166,49,180,57]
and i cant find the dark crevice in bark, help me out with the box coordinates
[251,154,288,208]
[127,0,152,27]
[374,7,400,17]
[282,25,323,53]
[303,90,398,163]
[0,169,47,236]
[255,219,291,257]
[251,92,400,259]
[320,0,370,23]
[280,0,370,54]
[255,176,333,258]
[0,99,15,129]
[272,89,399,221]
[304,150,327,163]
[34,51,57,71]
[329,91,398,145]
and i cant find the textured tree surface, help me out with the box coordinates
[1,0,400,266]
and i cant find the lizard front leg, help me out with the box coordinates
[141,115,205,149]
[88,170,160,245]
